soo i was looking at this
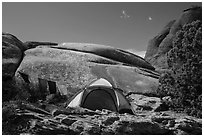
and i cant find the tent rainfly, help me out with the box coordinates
[67,78,135,114]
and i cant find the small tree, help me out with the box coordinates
[157,20,202,118]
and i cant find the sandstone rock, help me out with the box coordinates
[109,118,170,135]
[2,33,58,81]
[145,6,202,69]
[145,20,175,61]
[174,117,202,135]
[2,33,27,101]
[70,120,101,135]
[2,33,158,102]
[125,49,146,58]
[128,94,161,111]
[2,33,26,79]
[170,6,202,35]
[101,115,120,126]
[52,43,155,70]
[24,41,58,49]
[3,32,27,51]
[15,45,159,102]
[2,100,202,135]
[61,117,77,126]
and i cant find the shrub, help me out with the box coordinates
[157,20,202,118]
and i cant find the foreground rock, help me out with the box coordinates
[128,93,162,111]
[2,101,202,135]
[144,6,202,70]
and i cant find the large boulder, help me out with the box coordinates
[144,6,202,69]
[2,33,27,101]
[2,32,27,79]
[15,43,159,102]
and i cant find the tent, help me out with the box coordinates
[67,78,135,114]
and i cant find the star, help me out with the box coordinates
[120,10,130,18]
[148,17,152,21]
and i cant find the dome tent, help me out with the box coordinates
[67,78,134,114]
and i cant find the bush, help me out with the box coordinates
[157,20,202,118]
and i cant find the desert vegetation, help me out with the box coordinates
[157,20,202,118]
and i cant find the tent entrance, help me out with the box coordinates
[82,89,117,112]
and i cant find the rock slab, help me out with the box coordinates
[15,44,159,101]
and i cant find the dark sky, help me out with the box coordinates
[2,2,201,52]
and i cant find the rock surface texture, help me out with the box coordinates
[2,33,59,102]
[2,33,26,79]
[2,33,27,101]
[15,42,159,101]
[144,7,202,70]
[24,41,58,49]
[2,101,202,135]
